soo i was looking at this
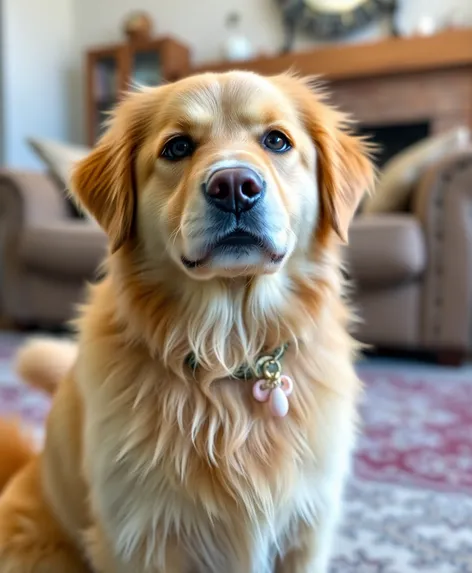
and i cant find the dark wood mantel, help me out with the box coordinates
[193,28,472,136]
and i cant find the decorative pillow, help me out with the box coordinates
[362,127,471,214]
[28,137,91,219]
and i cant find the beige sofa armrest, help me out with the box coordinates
[0,169,70,323]
[412,148,472,352]
[0,169,69,228]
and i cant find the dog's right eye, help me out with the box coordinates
[161,136,195,161]
[262,130,292,153]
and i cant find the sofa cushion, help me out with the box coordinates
[19,222,107,279]
[27,137,92,220]
[362,127,470,214]
[347,214,426,289]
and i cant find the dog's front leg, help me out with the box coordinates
[276,392,356,573]
[275,512,339,573]
[275,475,346,573]
[86,523,190,573]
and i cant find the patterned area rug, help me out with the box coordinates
[336,361,472,573]
[0,332,471,572]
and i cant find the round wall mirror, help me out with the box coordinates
[278,0,396,48]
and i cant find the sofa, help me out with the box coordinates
[0,170,107,327]
[349,148,472,364]
[0,149,471,362]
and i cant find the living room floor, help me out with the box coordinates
[0,331,471,572]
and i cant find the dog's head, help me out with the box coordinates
[72,72,373,280]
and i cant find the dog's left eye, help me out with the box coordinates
[161,135,195,161]
[262,130,292,153]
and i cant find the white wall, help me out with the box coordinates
[2,0,74,168]
[73,0,286,66]
[72,0,472,64]
[395,0,472,35]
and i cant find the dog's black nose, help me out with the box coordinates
[205,168,264,214]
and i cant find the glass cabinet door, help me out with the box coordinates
[90,52,122,140]
[132,49,162,86]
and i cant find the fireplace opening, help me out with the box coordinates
[357,121,431,168]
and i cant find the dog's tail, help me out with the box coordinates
[15,338,78,396]
[0,339,77,492]
[0,419,34,492]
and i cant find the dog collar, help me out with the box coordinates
[186,343,293,417]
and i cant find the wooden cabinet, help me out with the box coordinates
[86,37,190,145]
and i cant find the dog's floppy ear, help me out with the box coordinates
[282,76,375,243]
[70,91,152,253]
[312,104,375,242]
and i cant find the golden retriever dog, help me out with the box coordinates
[0,70,373,573]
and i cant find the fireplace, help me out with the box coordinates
[357,121,431,168]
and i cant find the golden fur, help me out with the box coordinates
[0,71,374,573]
[0,420,34,492]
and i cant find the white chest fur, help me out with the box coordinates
[85,444,329,573]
